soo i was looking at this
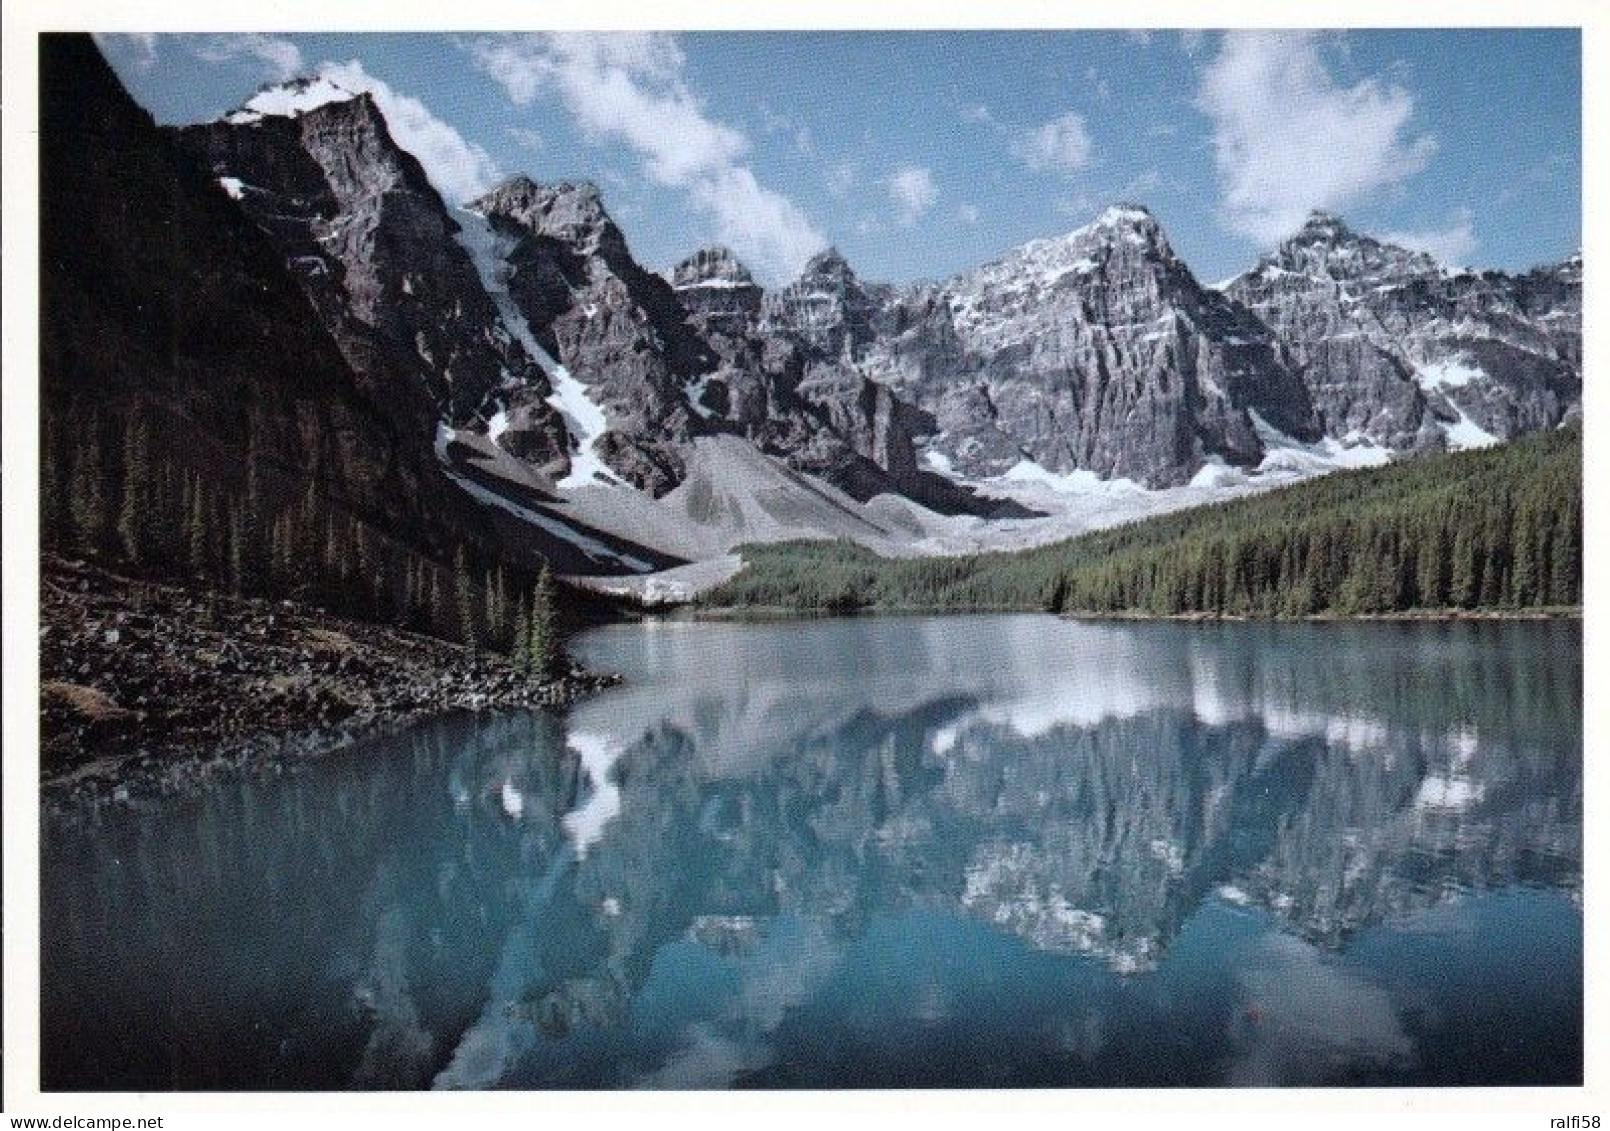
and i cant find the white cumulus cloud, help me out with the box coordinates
[1013,111,1094,174]
[467,32,825,283]
[1381,207,1478,267]
[316,59,502,208]
[888,165,938,226]
[1197,31,1437,244]
[192,34,304,82]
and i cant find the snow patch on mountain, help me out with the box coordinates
[1408,359,1501,449]
[486,408,510,444]
[1188,458,1249,490]
[1414,356,1484,393]
[225,77,357,124]
[1441,405,1501,450]
[433,424,651,572]
[997,458,1148,497]
[453,207,614,489]
[544,368,614,488]
[1248,410,1393,472]
[683,372,719,420]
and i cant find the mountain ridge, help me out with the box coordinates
[148,63,1582,574]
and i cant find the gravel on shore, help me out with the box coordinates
[39,556,618,807]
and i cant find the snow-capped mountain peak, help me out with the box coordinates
[1089,202,1161,235]
[223,76,360,125]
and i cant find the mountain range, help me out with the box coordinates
[43,37,1582,584]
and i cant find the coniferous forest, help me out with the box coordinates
[704,423,1582,617]
[40,398,569,678]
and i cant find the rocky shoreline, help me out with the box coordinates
[688,603,1583,622]
[40,557,619,809]
[1063,606,1583,623]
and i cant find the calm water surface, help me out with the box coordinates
[42,617,1582,1089]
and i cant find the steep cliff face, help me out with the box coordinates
[45,38,665,577]
[1226,212,1580,453]
[671,244,764,338]
[42,36,439,554]
[856,206,1322,487]
[176,88,571,471]
[763,247,894,360]
[674,247,1023,517]
[467,177,716,496]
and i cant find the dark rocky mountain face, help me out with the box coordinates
[465,185,1012,516]
[41,36,663,580]
[1226,212,1580,453]
[176,93,571,470]
[671,244,763,336]
[763,247,892,360]
[467,176,717,496]
[672,247,1028,518]
[42,36,436,554]
[850,206,1322,488]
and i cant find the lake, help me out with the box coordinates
[41,616,1582,1090]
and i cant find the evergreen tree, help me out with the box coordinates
[1511,505,1538,607]
[529,563,561,679]
[454,545,479,659]
[228,504,247,596]
[117,407,156,568]
[42,411,70,547]
[68,436,109,556]
[1416,519,1448,608]
[1449,523,1478,609]
[1549,489,1581,606]
[187,474,210,580]
[427,566,444,639]
[511,593,532,673]
[238,417,268,594]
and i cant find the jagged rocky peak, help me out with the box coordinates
[672,245,763,335]
[799,245,858,284]
[471,176,630,260]
[865,200,1323,487]
[671,244,756,289]
[1087,201,1165,240]
[1227,212,1581,454]
[176,80,558,441]
[1292,208,1353,243]
[957,202,1185,308]
[460,174,725,496]
[765,244,890,360]
[1049,202,1177,266]
[1258,208,1439,282]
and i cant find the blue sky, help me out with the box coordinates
[98,30,1580,287]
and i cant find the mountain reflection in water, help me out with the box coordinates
[42,617,1581,1090]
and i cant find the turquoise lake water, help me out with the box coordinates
[42,616,1582,1089]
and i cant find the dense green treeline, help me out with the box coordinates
[41,400,568,675]
[705,424,1582,617]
